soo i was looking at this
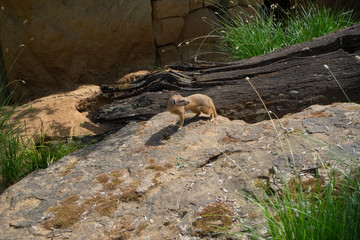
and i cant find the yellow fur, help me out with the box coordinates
[167,93,217,128]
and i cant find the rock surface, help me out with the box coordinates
[152,0,190,18]
[1,102,359,239]
[153,17,185,47]
[176,7,221,62]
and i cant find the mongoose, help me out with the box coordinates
[167,93,217,128]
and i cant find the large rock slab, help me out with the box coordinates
[1,102,359,239]
[0,0,155,100]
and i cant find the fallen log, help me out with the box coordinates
[95,24,360,124]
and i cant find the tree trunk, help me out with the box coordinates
[95,24,360,124]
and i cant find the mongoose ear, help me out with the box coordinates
[175,93,180,96]
[172,98,177,105]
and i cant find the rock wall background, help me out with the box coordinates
[0,0,358,100]
[0,0,264,100]
[0,0,155,100]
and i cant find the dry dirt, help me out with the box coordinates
[12,85,113,138]
[11,70,151,138]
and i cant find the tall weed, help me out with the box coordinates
[237,77,360,240]
[0,46,86,190]
[0,82,26,186]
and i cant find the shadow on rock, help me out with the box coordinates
[145,125,178,146]
[145,117,208,146]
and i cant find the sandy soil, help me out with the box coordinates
[10,70,151,138]
[12,85,113,138]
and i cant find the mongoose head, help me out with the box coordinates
[168,94,190,108]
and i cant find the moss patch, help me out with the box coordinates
[221,134,241,143]
[255,177,275,195]
[192,202,234,237]
[43,178,144,229]
[109,217,134,240]
[288,176,326,201]
[135,222,148,237]
[95,194,119,216]
[120,186,142,203]
[43,195,83,229]
[145,158,172,172]
[96,170,125,191]
[308,110,329,118]
[61,159,79,176]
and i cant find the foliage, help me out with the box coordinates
[249,158,360,240]
[235,75,360,239]
[0,96,86,188]
[0,87,24,186]
[218,3,360,60]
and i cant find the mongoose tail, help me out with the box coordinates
[213,104,218,119]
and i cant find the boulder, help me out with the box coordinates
[176,8,221,62]
[0,0,155,100]
[190,0,204,11]
[0,102,359,239]
[10,85,107,137]
[152,0,190,18]
[157,44,182,65]
[153,17,185,47]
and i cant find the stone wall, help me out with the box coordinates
[152,0,264,65]
[0,0,156,100]
[0,0,264,100]
[5,0,358,100]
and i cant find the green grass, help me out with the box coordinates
[24,134,86,175]
[0,85,86,189]
[218,3,360,60]
[0,52,86,191]
[244,145,360,240]
[0,85,24,186]
[236,75,360,239]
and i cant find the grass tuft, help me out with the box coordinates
[218,2,360,60]
[0,79,86,191]
[237,77,360,239]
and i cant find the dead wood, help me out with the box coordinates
[95,24,360,124]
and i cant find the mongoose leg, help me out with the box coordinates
[179,113,185,128]
[210,111,215,121]
[193,110,201,118]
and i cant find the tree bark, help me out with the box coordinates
[95,24,360,124]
